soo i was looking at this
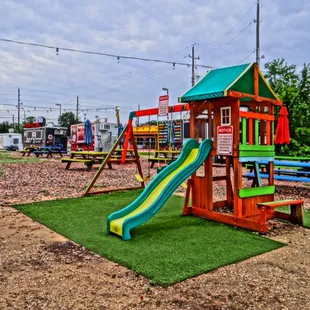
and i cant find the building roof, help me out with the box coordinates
[179,63,280,103]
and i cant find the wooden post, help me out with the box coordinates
[130,128,145,188]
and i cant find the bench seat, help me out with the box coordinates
[257,199,304,232]
[245,172,310,183]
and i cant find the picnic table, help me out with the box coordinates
[20,146,40,156]
[62,149,136,170]
[32,146,67,158]
[148,150,181,168]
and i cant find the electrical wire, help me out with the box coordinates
[208,21,254,54]
[237,48,256,64]
[206,1,256,46]
[0,38,214,69]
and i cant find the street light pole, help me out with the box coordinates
[162,87,169,95]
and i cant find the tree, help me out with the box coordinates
[58,112,81,131]
[0,121,10,133]
[265,59,310,155]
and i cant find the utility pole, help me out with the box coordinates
[12,114,14,127]
[255,0,260,67]
[17,88,20,128]
[76,96,79,120]
[188,44,200,87]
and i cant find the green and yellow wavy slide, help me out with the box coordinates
[107,138,213,240]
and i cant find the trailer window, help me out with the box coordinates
[36,131,42,138]
[13,138,19,144]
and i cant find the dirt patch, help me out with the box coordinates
[0,157,310,309]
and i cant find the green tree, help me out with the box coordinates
[265,59,310,155]
[58,112,81,130]
[0,121,10,133]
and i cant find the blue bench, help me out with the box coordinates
[245,160,310,183]
[245,172,310,183]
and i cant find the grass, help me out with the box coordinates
[15,191,284,286]
[0,152,41,164]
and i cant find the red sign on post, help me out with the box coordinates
[217,126,233,155]
[158,95,169,116]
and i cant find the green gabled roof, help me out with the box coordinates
[179,63,279,102]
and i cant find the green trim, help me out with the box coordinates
[239,145,275,151]
[254,120,259,145]
[239,151,275,157]
[242,118,247,145]
[239,186,275,198]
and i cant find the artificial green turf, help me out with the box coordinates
[0,152,41,164]
[15,191,284,286]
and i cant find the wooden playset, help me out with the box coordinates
[85,62,304,234]
[179,62,304,233]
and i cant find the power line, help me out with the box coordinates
[206,1,256,46]
[0,38,214,69]
[238,48,256,64]
[208,21,254,54]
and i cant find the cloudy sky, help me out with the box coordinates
[0,0,309,125]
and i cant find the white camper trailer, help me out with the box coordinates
[0,132,23,150]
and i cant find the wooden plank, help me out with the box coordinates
[239,111,274,121]
[239,185,275,198]
[191,207,265,232]
[182,179,192,215]
[213,200,228,209]
[239,145,275,151]
[227,90,282,105]
[257,199,304,207]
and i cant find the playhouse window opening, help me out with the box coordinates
[220,107,231,126]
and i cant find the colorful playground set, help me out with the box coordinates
[72,62,304,240]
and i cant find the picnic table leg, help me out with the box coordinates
[107,163,113,169]
[65,162,72,170]
[86,163,93,171]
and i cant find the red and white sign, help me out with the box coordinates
[217,126,233,155]
[158,95,169,116]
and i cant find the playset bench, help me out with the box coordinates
[257,199,304,232]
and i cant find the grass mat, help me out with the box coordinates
[15,191,284,286]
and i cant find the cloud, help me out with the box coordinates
[0,0,309,123]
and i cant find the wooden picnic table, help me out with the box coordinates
[20,146,40,157]
[62,150,136,170]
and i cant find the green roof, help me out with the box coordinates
[179,63,279,102]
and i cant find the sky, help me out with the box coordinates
[0,0,309,126]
